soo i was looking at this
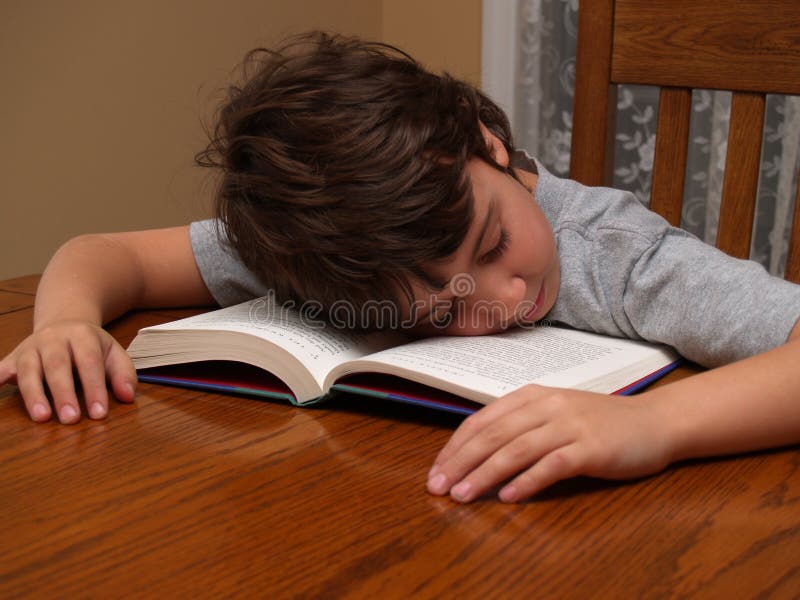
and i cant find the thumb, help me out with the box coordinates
[105,341,138,403]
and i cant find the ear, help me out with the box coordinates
[479,121,510,168]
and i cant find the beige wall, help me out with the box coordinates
[382,0,481,85]
[0,0,481,280]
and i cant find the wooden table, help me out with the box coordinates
[2,275,799,598]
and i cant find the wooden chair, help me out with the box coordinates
[570,0,800,281]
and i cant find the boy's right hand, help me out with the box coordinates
[0,321,137,424]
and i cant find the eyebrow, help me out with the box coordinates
[471,198,496,262]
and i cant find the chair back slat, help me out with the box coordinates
[784,176,800,283]
[716,92,765,259]
[612,0,800,95]
[570,0,615,187]
[572,0,799,278]
[649,87,692,226]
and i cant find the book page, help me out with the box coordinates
[138,298,406,387]
[350,325,672,398]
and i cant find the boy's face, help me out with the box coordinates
[402,142,560,336]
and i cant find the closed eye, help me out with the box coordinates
[480,229,509,264]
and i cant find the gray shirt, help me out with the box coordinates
[190,160,800,368]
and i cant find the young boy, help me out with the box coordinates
[2,32,800,504]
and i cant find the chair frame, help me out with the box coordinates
[569,0,800,280]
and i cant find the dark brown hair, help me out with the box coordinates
[196,31,515,328]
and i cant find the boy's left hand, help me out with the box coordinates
[426,385,674,503]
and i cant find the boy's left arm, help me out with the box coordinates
[427,321,800,503]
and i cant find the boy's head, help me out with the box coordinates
[197,31,553,331]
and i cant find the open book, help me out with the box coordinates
[127,297,680,415]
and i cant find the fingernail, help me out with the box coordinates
[90,402,106,418]
[32,404,49,421]
[428,464,440,479]
[451,481,472,502]
[499,485,518,503]
[427,473,448,495]
[60,405,78,423]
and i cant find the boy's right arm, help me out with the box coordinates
[0,225,216,424]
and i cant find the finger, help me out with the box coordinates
[448,424,572,503]
[428,405,549,497]
[432,387,541,470]
[39,345,81,424]
[105,341,137,404]
[70,337,109,420]
[0,354,19,386]
[498,442,585,503]
[15,350,53,422]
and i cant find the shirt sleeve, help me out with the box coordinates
[538,165,800,368]
[623,229,800,367]
[189,219,272,307]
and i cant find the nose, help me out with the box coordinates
[461,273,527,329]
[487,274,526,306]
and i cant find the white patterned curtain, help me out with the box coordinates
[482,0,800,275]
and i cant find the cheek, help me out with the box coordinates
[441,317,511,336]
[446,324,507,336]
[531,212,557,261]
[516,219,555,269]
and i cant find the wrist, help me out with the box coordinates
[33,305,103,332]
[640,389,689,466]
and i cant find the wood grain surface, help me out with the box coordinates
[570,0,615,187]
[716,92,765,259]
[0,291,34,315]
[649,87,691,227]
[611,0,800,94]
[1,279,799,598]
[0,274,39,295]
